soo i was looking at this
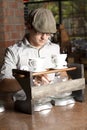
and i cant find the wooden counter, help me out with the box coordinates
[0,93,87,130]
[0,64,86,129]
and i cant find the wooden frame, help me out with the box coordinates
[12,63,85,114]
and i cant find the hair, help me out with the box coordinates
[25,9,33,26]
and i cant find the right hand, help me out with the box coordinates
[33,74,51,86]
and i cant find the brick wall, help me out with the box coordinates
[0,0,25,67]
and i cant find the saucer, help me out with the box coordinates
[51,96,75,106]
[0,105,5,112]
[55,66,68,69]
[34,102,52,112]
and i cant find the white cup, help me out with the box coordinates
[28,57,45,72]
[55,54,67,69]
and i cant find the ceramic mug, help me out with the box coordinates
[28,57,45,72]
[52,54,67,69]
[57,54,67,68]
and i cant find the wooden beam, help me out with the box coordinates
[32,78,85,100]
[33,67,76,76]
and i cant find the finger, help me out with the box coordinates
[33,79,41,86]
[42,74,51,81]
[41,76,50,84]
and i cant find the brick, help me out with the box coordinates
[3,8,15,16]
[4,25,16,32]
[0,32,4,41]
[2,1,9,8]
[15,25,25,31]
[0,25,4,32]
[0,9,3,16]
[4,32,12,41]
[15,9,24,17]
[8,1,17,9]
[0,17,4,23]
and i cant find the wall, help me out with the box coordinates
[0,0,25,67]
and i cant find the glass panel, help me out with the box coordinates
[24,1,59,23]
[62,1,87,39]
[24,0,87,40]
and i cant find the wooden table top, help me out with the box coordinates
[0,89,87,130]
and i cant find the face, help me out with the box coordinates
[28,27,51,48]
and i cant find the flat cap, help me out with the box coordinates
[27,8,56,33]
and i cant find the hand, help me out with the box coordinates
[33,74,50,86]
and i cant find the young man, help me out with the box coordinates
[0,8,61,101]
[0,8,83,108]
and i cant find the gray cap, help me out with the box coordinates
[27,8,56,33]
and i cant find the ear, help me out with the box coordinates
[26,23,32,30]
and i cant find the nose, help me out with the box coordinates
[41,33,47,39]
